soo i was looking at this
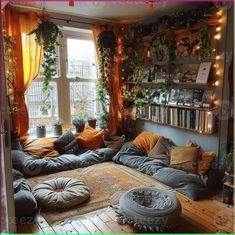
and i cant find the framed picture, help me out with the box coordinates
[196,62,212,84]
[175,63,199,83]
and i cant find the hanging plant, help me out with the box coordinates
[97,30,117,130]
[29,19,63,115]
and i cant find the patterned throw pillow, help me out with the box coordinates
[132,131,160,155]
[54,131,81,154]
[170,146,199,174]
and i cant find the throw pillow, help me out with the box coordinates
[148,136,175,158]
[76,126,104,150]
[132,131,160,155]
[170,146,199,174]
[197,152,215,175]
[22,138,59,158]
[186,140,203,158]
[54,131,81,154]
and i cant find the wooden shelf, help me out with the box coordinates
[172,57,215,64]
[122,81,214,90]
[141,82,213,90]
[146,103,217,111]
[138,118,217,136]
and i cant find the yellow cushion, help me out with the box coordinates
[170,146,199,174]
[197,152,215,175]
[76,126,104,150]
[22,137,59,158]
[132,131,160,155]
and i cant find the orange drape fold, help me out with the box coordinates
[4,6,43,139]
[92,25,122,134]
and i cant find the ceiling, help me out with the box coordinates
[11,2,194,24]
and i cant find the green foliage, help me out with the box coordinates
[29,19,63,114]
[221,147,234,173]
[197,24,213,59]
[97,30,117,130]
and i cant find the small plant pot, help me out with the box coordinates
[36,126,46,138]
[88,119,97,129]
[75,124,85,133]
[53,124,62,136]
[225,172,234,184]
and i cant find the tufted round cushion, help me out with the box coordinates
[33,178,90,209]
[116,186,181,232]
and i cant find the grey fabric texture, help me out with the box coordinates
[33,178,90,209]
[13,169,37,218]
[12,148,118,177]
[115,186,181,232]
[54,131,81,154]
[113,142,219,201]
[148,136,175,164]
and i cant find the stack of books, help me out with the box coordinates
[139,104,216,134]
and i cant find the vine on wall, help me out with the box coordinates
[97,30,117,130]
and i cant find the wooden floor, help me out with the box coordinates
[17,193,234,234]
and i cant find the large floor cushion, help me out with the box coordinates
[115,186,181,232]
[33,178,90,209]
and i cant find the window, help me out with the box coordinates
[25,28,98,134]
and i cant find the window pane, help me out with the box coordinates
[67,39,97,79]
[25,81,58,131]
[70,82,97,120]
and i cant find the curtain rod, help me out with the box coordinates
[18,12,101,27]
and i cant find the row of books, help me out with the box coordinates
[139,104,216,133]
[153,89,214,108]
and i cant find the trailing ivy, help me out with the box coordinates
[29,19,63,115]
[97,30,117,130]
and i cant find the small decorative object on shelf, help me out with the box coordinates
[87,117,97,129]
[52,120,63,136]
[196,62,212,84]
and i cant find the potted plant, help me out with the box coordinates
[87,116,97,129]
[53,120,63,136]
[36,125,46,138]
[221,148,234,184]
[72,118,86,133]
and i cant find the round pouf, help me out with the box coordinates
[115,186,181,232]
[33,178,90,209]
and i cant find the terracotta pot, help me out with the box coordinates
[88,119,96,129]
[75,124,85,133]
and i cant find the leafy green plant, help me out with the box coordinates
[97,30,117,130]
[221,148,234,174]
[196,24,212,59]
[72,118,86,126]
[159,77,172,106]
[29,19,63,113]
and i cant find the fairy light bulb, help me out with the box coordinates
[214,34,221,40]
[217,10,223,16]
[208,124,212,128]
[215,80,219,86]
[213,64,218,68]
[216,26,221,32]
[216,71,220,76]
[216,55,220,60]
[9,88,12,92]
[218,18,222,23]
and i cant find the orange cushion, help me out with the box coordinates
[22,137,59,158]
[197,152,215,175]
[132,131,160,155]
[76,126,104,150]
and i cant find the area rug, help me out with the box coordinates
[28,162,169,225]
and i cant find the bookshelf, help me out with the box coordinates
[139,103,217,135]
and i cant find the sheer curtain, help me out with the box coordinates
[4,6,43,139]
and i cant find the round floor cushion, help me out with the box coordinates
[33,178,90,209]
[115,186,181,232]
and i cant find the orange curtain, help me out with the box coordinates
[92,24,122,135]
[4,6,43,139]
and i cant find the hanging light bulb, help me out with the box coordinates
[216,26,221,32]
[214,80,219,86]
[69,1,74,7]
[148,2,154,13]
[146,47,151,58]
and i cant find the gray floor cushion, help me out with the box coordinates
[115,186,181,232]
[33,178,90,209]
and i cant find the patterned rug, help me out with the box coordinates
[28,162,169,225]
